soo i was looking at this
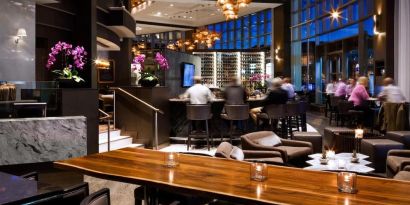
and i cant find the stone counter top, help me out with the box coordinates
[0,116,87,165]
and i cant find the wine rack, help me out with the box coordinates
[193,51,265,88]
[193,52,216,85]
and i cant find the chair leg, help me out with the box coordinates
[206,120,210,151]
[187,121,192,151]
[229,120,233,144]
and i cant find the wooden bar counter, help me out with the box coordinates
[55,148,410,205]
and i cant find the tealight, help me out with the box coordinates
[164,152,179,168]
[250,163,268,182]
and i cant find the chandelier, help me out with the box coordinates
[217,0,252,20]
[131,0,153,12]
[193,28,221,48]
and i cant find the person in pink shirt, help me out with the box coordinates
[335,79,347,98]
[348,76,370,107]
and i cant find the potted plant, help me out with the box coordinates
[132,52,169,87]
[46,41,88,88]
[249,73,270,93]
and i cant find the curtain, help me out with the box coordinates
[395,0,410,100]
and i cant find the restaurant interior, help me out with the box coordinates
[1,0,410,204]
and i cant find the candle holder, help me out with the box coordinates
[337,172,358,194]
[320,150,329,164]
[326,150,336,160]
[250,163,268,182]
[351,149,359,163]
[164,152,179,168]
[355,129,364,139]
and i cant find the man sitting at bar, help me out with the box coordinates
[346,78,356,97]
[281,77,295,100]
[224,76,247,105]
[335,78,347,98]
[181,76,214,104]
[378,77,406,103]
[250,78,288,124]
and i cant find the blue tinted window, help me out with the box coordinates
[302,0,307,8]
[251,38,257,48]
[266,22,272,33]
[243,16,249,27]
[325,18,331,31]
[301,25,307,39]
[352,3,359,21]
[236,41,242,49]
[326,0,331,10]
[229,42,234,49]
[342,0,350,4]
[236,30,242,40]
[259,12,265,23]
[244,28,249,38]
[363,17,375,36]
[266,10,272,21]
[222,32,227,42]
[214,40,221,49]
[236,18,242,28]
[266,34,272,46]
[251,14,257,24]
[222,22,227,32]
[259,24,265,35]
[222,43,228,49]
[229,31,234,41]
[333,0,339,8]
[208,25,214,31]
[309,6,315,19]
[259,36,265,47]
[243,40,249,49]
[215,24,221,32]
[251,25,257,37]
[228,21,234,29]
[309,22,315,36]
[342,9,348,25]
[301,10,307,22]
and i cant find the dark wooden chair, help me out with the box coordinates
[80,188,110,205]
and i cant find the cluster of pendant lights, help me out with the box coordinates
[167,28,221,51]
[217,0,252,20]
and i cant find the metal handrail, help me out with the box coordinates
[110,87,164,150]
[99,109,111,152]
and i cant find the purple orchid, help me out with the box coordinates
[154,52,169,71]
[250,74,271,82]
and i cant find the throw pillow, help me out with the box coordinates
[256,134,282,147]
[230,146,245,161]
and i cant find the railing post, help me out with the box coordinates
[154,111,159,150]
[113,89,116,129]
[107,119,111,152]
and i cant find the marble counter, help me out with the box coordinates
[0,116,87,165]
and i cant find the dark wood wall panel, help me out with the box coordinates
[274,4,291,77]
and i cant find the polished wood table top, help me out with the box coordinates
[55,148,410,205]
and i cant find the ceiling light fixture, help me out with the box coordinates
[193,27,221,48]
[217,0,252,20]
[131,0,153,13]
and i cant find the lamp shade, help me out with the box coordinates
[17,28,27,37]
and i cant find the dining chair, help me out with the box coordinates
[80,188,110,205]
[62,182,89,205]
[20,171,39,181]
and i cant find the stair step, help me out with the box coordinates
[99,136,134,153]
[99,135,131,144]
[99,130,121,139]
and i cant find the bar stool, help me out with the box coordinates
[257,104,287,137]
[220,104,249,144]
[186,104,213,151]
[286,102,300,136]
[298,101,308,132]
[329,96,341,125]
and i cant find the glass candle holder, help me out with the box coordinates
[337,159,346,170]
[326,150,336,160]
[250,163,268,182]
[337,172,358,194]
[164,152,179,168]
[355,129,364,139]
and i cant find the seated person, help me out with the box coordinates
[281,77,296,100]
[345,78,356,97]
[378,77,406,103]
[334,79,347,98]
[250,78,288,124]
[181,76,214,104]
[224,77,247,105]
[348,76,370,108]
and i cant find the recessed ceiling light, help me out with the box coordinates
[170,4,174,7]
[164,13,168,16]
[189,16,193,19]
[183,16,187,18]
[210,13,215,16]
[155,11,162,16]
[136,26,142,31]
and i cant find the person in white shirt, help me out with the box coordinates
[378,77,406,103]
[325,79,337,94]
[181,76,214,104]
[281,77,296,99]
[346,78,356,96]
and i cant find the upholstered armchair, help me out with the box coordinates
[215,142,284,165]
[241,131,313,164]
[386,150,410,178]
[394,166,410,181]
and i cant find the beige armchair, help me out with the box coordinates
[387,150,410,178]
[394,166,410,181]
[215,142,284,165]
[241,131,313,164]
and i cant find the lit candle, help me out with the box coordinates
[355,129,364,139]
[250,163,267,182]
[164,152,179,168]
[344,175,350,183]
[337,172,357,194]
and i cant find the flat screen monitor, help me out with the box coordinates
[182,63,195,87]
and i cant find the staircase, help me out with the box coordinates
[99,128,143,153]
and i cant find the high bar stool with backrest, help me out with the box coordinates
[298,101,308,132]
[286,102,300,136]
[329,96,341,125]
[220,104,250,144]
[186,104,213,151]
[257,104,287,137]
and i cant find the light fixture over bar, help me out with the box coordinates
[217,0,252,20]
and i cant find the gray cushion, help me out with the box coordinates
[254,134,282,147]
[230,146,244,161]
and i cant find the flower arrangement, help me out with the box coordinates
[132,52,169,87]
[249,73,271,82]
[46,41,88,82]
